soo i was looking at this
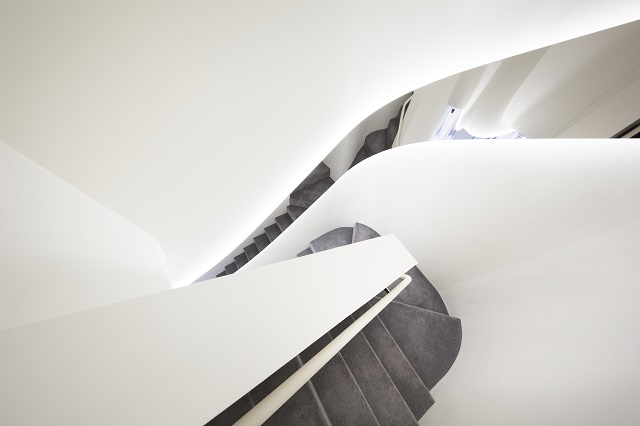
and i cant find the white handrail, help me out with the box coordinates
[234,273,413,426]
[392,95,413,148]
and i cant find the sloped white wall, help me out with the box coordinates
[1,1,638,287]
[0,141,170,331]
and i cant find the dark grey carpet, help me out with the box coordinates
[224,262,238,275]
[386,116,399,149]
[364,129,388,156]
[354,303,435,419]
[287,205,307,220]
[253,233,271,252]
[352,222,380,243]
[243,243,260,261]
[329,317,418,426]
[293,162,331,192]
[264,223,282,242]
[300,334,380,426]
[393,266,449,315]
[275,213,294,232]
[250,358,329,426]
[234,252,248,269]
[215,271,227,278]
[289,177,334,209]
[350,146,369,169]
[377,300,462,390]
[297,247,313,257]
[310,227,354,253]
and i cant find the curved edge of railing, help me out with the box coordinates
[392,95,414,148]
[233,273,413,426]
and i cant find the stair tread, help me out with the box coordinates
[293,162,331,192]
[206,393,253,426]
[287,205,307,220]
[225,262,238,275]
[364,129,388,156]
[250,357,329,426]
[253,233,271,252]
[275,213,294,232]
[234,252,249,269]
[289,177,334,209]
[354,302,435,420]
[329,317,418,425]
[352,222,381,243]
[216,271,227,278]
[310,227,353,253]
[350,146,369,169]
[392,266,449,315]
[300,333,380,426]
[377,300,462,390]
[297,247,313,257]
[264,223,282,242]
[243,243,260,261]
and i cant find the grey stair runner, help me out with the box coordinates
[386,116,400,149]
[275,212,294,232]
[289,177,334,209]
[293,162,331,192]
[392,266,449,315]
[300,333,380,426]
[377,300,462,390]
[234,252,249,269]
[264,223,282,242]
[250,358,330,426]
[206,393,253,426]
[329,317,418,426]
[352,222,380,243]
[297,247,313,257]
[287,205,307,220]
[243,243,260,261]
[309,227,354,253]
[225,262,238,275]
[350,146,369,169]
[253,233,271,251]
[364,129,388,156]
[216,271,227,278]
[354,302,435,419]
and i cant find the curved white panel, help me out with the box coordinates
[1,1,638,286]
[244,139,640,424]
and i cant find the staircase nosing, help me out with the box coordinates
[374,297,455,319]
[334,352,381,426]
[296,355,332,426]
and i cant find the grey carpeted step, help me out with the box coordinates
[234,252,249,269]
[300,333,380,426]
[309,227,354,253]
[329,317,418,426]
[376,300,462,390]
[206,393,253,426]
[391,266,449,315]
[364,129,388,156]
[293,162,331,192]
[289,177,334,209]
[250,357,330,426]
[386,116,400,149]
[216,271,227,278]
[254,233,271,252]
[264,223,282,242]
[225,262,238,275]
[297,247,313,257]
[349,146,370,169]
[275,213,294,232]
[243,243,260,261]
[353,303,435,420]
[352,222,381,243]
[287,205,307,221]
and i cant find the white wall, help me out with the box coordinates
[1,1,637,287]
[0,141,170,331]
[243,139,640,423]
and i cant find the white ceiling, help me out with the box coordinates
[1,0,639,286]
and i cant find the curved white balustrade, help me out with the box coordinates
[243,139,640,425]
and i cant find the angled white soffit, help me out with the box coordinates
[0,1,639,286]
